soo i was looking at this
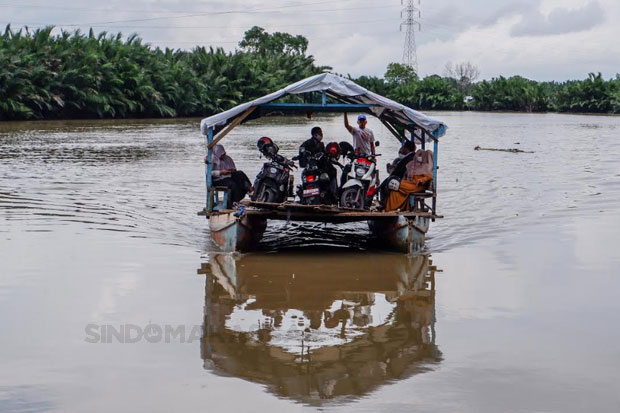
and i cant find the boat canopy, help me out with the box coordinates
[200,73,447,140]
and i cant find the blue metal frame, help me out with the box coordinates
[433,139,438,190]
[259,103,379,112]
[206,126,213,212]
[213,188,230,212]
[432,124,447,140]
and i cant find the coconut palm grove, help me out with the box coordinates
[1,25,619,121]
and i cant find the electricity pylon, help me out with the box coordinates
[400,0,421,74]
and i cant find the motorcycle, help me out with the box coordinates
[295,150,337,205]
[251,137,296,203]
[339,145,380,210]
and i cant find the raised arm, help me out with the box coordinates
[343,113,353,133]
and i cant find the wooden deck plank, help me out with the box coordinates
[202,199,443,222]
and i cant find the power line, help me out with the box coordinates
[1,18,399,31]
[0,2,190,14]
[400,0,421,74]
[133,30,402,46]
[0,1,400,15]
[58,0,366,26]
[0,0,359,27]
[90,19,399,30]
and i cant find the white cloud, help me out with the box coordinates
[511,1,604,37]
[0,0,619,80]
[417,0,620,80]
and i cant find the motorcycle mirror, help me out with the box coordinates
[375,141,380,147]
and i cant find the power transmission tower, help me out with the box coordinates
[400,0,421,74]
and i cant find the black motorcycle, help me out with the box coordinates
[293,151,330,205]
[295,143,341,205]
[251,137,296,203]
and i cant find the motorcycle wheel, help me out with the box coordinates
[340,187,365,209]
[255,182,278,203]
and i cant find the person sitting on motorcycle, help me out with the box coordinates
[383,142,434,212]
[298,126,325,167]
[211,144,252,208]
[298,127,338,202]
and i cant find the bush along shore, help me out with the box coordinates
[1,25,620,121]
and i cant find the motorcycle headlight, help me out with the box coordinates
[269,167,278,174]
[355,167,367,177]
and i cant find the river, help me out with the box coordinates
[1,112,619,412]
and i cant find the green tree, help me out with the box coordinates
[384,62,418,86]
[239,26,309,56]
[351,75,388,95]
[554,73,613,113]
[471,76,549,112]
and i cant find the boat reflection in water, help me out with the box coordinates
[198,252,442,403]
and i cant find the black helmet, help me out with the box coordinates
[257,136,273,151]
[338,141,354,156]
[257,136,279,157]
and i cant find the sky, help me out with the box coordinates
[1,0,618,81]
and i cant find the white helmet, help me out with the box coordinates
[388,178,400,191]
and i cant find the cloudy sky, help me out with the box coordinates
[1,0,618,81]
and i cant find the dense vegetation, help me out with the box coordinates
[354,64,620,114]
[1,25,619,120]
[0,25,327,120]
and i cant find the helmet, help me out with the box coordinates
[338,141,354,156]
[325,142,340,158]
[257,136,278,156]
[257,136,273,151]
[388,178,400,191]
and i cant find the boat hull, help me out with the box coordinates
[368,216,429,254]
[208,212,267,252]
[208,210,430,253]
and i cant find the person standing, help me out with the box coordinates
[343,113,375,156]
[342,113,378,191]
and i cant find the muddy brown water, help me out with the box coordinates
[1,113,620,411]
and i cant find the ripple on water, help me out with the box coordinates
[260,221,370,251]
[1,114,620,252]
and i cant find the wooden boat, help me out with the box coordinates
[199,73,447,253]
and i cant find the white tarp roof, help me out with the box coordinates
[200,72,447,137]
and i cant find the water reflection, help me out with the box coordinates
[198,253,441,404]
